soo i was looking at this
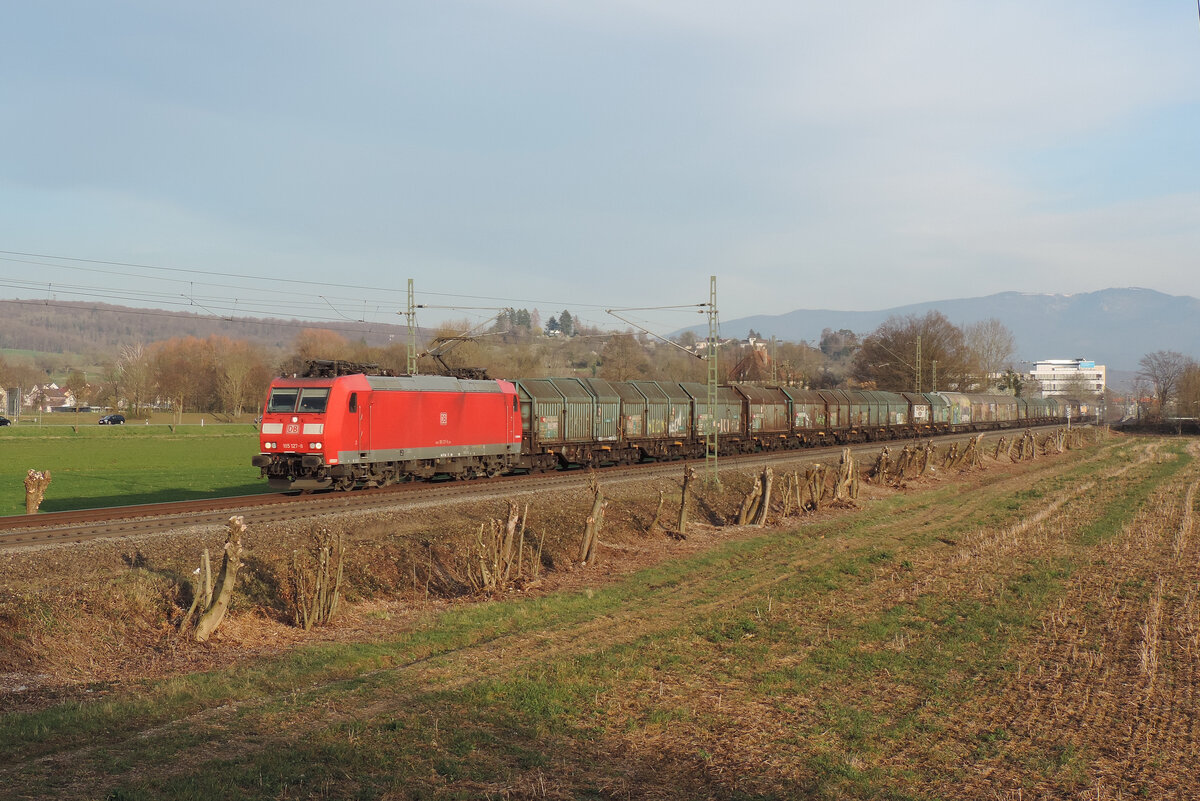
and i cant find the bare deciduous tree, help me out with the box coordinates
[852,311,968,392]
[1137,350,1193,420]
[1058,372,1098,404]
[294,328,352,361]
[963,318,1015,391]
[0,356,44,404]
[1176,363,1200,420]
[63,369,90,410]
[774,340,825,387]
[599,333,651,381]
[211,337,271,416]
[116,343,154,416]
[152,337,218,424]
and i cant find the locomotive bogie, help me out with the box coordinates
[514,451,559,473]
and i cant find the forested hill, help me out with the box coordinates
[0,299,412,358]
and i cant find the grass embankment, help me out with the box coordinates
[0,426,266,515]
[2,434,1197,798]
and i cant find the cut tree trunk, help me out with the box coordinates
[678,465,696,537]
[833,448,858,504]
[23,469,52,514]
[579,476,605,565]
[737,475,763,526]
[753,467,774,527]
[194,516,247,642]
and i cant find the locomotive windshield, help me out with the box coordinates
[266,387,330,414]
[267,388,299,413]
[297,388,330,413]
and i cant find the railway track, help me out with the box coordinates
[0,429,1041,550]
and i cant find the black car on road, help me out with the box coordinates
[98,414,126,425]
[0,417,10,426]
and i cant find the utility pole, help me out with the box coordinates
[931,360,937,393]
[706,275,720,487]
[770,335,777,384]
[915,335,922,393]
[405,278,418,375]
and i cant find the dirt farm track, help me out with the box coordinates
[2,429,1199,799]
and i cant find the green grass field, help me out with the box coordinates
[0,425,268,515]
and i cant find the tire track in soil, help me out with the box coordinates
[602,438,1162,796]
[723,440,1161,795]
[929,443,1200,799]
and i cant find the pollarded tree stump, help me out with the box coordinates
[678,465,696,537]
[804,463,827,512]
[737,474,763,526]
[921,443,937,475]
[833,448,858,505]
[193,516,247,642]
[24,470,52,514]
[580,475,606,565]
[870,447,890,482]
[754,467,774,527]
[891,445,914,483]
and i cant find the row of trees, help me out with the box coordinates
[0,337,275,421]
[7,309,1188,419]
[848,312,1017,393]
[99,337,275,421]
[1134,350,1200,421]
[406,311,1024,393]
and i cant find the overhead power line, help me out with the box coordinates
[0,298,408,337]
[0,248,712,339]
[0,249,407,296]
[0,248,626,312]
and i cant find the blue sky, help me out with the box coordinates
[2,1,1198,336]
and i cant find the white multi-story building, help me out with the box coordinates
[1027,359,1106,397]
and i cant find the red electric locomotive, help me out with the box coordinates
[253,372,521,491]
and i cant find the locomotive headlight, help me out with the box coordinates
[309,442,323,449]
[265,442,277,449]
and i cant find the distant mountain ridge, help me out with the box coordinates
[684,288,1199,378]
[0,298,414,360]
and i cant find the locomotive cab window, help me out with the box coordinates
[267,388,299,413]
[297,388,330,413]
[348,393,357,413]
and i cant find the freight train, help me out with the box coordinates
[252,364,1079,491]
